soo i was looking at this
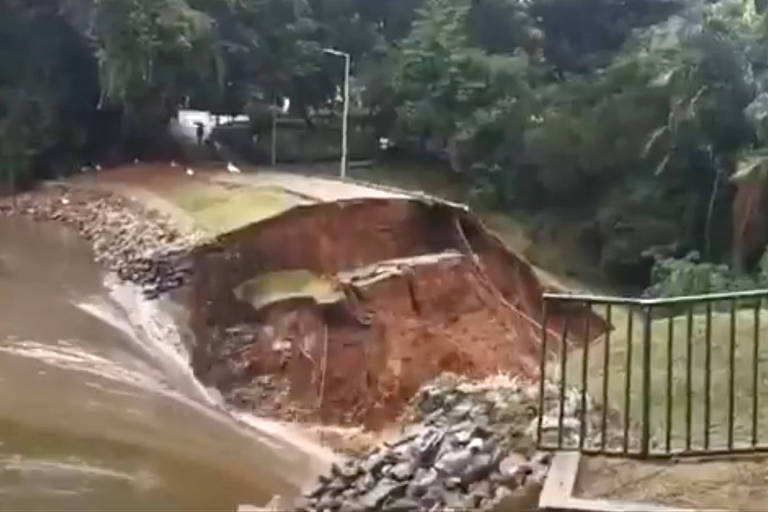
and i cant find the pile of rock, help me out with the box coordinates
[299,374,556,512]
[249,375,633,512]
[536,381,638,452]
[0,186,203,297]
[116,248,194,299]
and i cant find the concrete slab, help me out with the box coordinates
[539,452,695,512]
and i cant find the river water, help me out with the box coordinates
[0,217,332,509]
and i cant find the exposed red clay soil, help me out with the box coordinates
[2,164,603,429]
[189,197,605,427]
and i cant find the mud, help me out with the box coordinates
[2,170,603,431]
[189,198,605,427]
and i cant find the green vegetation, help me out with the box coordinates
[0,2,97,188]
[563,304,768,451]
[10,0,768,288]
[173,183,309,234]
[646,251,768,297]
[93,0,217,154]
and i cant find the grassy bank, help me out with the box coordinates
[172,182,308,234]
[558,303,768,452]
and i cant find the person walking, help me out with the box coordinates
[195,122,205,147]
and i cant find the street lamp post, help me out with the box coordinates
[271,101,278,167]
[323,48,350,178]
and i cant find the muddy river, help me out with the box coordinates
[0,217,330,508]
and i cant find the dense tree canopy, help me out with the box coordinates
[8,0,768,286]
[0,1,98,186]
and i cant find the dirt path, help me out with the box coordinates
[576,455,768,509]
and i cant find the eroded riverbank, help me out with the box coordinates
[0,166,605,509]
[1,168,598,430]
[0,184,202,297]
[0,215,333,508]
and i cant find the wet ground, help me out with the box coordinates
[575,454,768,509]
[0,216,332,508]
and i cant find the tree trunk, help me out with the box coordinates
[705,167,722,260]
[732,181,766,272]
[447,135,463,174]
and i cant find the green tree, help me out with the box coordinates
[204,0,382,125]
[393,0,531,176]
[640,1,759,264]
[0,1,98,190]
[529,0,682,75]
[355,0,425,42]
[93,0,217,154]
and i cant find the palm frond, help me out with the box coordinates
[643,125,669,157]
[731,151,768,183]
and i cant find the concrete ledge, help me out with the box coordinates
[539,452,695,512]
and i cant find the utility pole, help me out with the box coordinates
[323,48,350,178]
[271,100,277,167]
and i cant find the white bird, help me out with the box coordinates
[94,164,102,171]
[61,197,70,205]
[186,168,195,176]
[170,160,179,167]
[133,158,140,165]
[227,161,242,174]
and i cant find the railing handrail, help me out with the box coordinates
[543,288,768,307]
[538,288,768,458]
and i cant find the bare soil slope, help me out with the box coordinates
[4,163,602,427]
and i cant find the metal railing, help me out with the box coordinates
[536,289,768,458]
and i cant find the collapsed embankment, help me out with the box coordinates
[188,194,605,427]
[1,173,604,433]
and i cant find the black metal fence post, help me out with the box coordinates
[537,301,548,447]
[686,306,693,452]
[641,305,652,457]
[754,299,762,447]
[580,303,591,450]
[704,302,712,450]
[728,299,737,450]
[558,317,569,449]
[666,311,673,454]
[601,304,612,452]
[538,290,768,458]
[623,308,633,454]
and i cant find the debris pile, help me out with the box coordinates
[537,381,638,453]
[299,374,558,512]
[0,187,202,297]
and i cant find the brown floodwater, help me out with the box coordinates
[0,216,332,509]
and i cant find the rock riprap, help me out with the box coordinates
[301,374,559,512]
[0,186,203,298]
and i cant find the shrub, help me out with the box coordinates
[645,251,768,298]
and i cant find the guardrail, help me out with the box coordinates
[536,289,768,458]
